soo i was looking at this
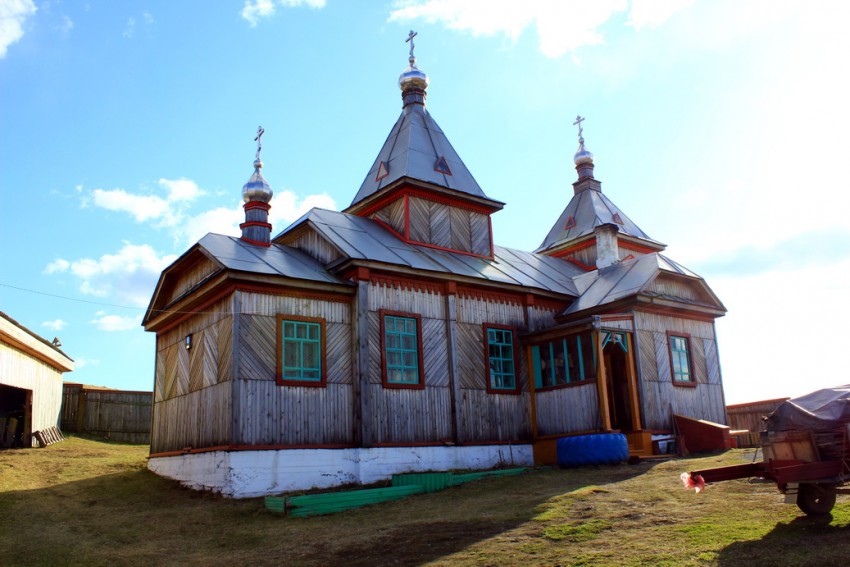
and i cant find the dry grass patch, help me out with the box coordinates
[1,436,848,566]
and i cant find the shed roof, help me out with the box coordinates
[0,310,74,372]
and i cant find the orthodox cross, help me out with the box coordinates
[573,115,585,140]
[254,126,265,161]
[406,30,418,60]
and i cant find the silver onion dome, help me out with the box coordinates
[242,158,273,204]
[399,61,429,92]
[574,137,594,166]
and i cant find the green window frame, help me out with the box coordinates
[276,315,326,387]
[668,333,694,385]
[381,311,423,388]
[532,331,596,390]
[485,325,518,393]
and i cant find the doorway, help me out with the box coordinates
[0,384,32,448]
[603,342,634,433]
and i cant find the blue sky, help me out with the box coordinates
[1,0,848,404]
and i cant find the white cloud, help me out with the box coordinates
[44,243,177,308]
[56,14,73,36]
[0,0,36,58]
[91,178,203,227]
[626,0,692,30]
[90,312,141,332]
[177,189,336,244]
[242,0,325,27]
[42,319,67,331]
[123,17,135,38]
[143,11,154,25]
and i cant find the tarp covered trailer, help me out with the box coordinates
[686,385,850,516]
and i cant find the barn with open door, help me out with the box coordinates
[0,311,74,448]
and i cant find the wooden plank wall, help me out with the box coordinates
[407,197,491,256]
[535,384,600,435]
[634,312,726,430]
[165,256,220,306]
[150,382,232,453]
[151,296,233,452]
[647,275,700,302]
[0,341,64,435]
[726,399,787,433]
[290,227,344,265]
[370,199,406,236]
[366,283,452,442]
[61,385,152,444]
[232,292,354,446]
[455,295,531,441]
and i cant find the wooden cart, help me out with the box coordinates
[687,425,850,515]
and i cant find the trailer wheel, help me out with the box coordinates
[796,484,837,516]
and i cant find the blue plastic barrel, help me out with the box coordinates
[556,433,629,468]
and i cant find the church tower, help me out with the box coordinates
[536,117,665,269]
[344,31,504,258]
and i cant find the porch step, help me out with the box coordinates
[626,430,654,457]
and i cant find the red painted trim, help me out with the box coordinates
[445,281,457,295]
[369,442,449,448]
[239,236,272,247]
[483,323,522,395]
[379,309,426,390]
[565,257,595,271]
[243,202,271,212]
[551,239,595,257]
[667,331,697,388]
[239,221,272,229]
[276,315,328,388]
[599,314,634,322]
[356,185,497,218]
[371,217,406,240]
[637,305,719,323]
[620,241,660,254]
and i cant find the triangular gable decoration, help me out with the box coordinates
[375,161,390,181]
[434,156,452,175]
[612,212,624,225]
[564,215,576,229]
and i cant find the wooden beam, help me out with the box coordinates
[527,344,539,439]
[625,333,642,432]
[595,331,612,431]
[353,279,372,446]
[444,291,462,444]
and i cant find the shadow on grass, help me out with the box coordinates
[0,458,651,566]
[716,508,850,566]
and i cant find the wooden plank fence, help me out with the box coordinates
[61,383,152,444]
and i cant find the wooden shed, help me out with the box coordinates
[143,46,728,497]
[1,311,74,448]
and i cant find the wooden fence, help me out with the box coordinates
[726,398,789,435]
[61,383,152,444]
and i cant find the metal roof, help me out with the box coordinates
[536,186,663,253]
[197,233,348,286]
[561,253,722,316]
[349,103,496,208]
[280,208,584,296]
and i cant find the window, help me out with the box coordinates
[276,316,326,387]
[381,311,423,388]
[532,331,596,390]
[484,325,518,393]
[668,333,694,386]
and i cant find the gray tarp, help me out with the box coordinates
[767,385,850,432]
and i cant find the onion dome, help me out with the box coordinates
[242,158,273,204]
[399,30,429,107]
[572,115,595,179]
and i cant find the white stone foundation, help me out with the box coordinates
[147,444,533,498]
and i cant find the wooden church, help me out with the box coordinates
[143,37,727,497]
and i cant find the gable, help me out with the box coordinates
[645,273,725,310]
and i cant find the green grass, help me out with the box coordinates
[1,436,849,566]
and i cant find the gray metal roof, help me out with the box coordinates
[536,187,663,252]
[562,253,721,316]
[198,233,348,286]
[349,103,496,208]
[280,208,584,296]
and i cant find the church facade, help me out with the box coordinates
[143,40,727,497]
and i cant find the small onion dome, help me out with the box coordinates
[574,137,594,166]
[399,57,429,92]
[242,158,273,203]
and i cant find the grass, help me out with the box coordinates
[1,437,849,566]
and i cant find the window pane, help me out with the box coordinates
[284,342,298,368]
[303,343,318,369]
[280,319,323,381]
